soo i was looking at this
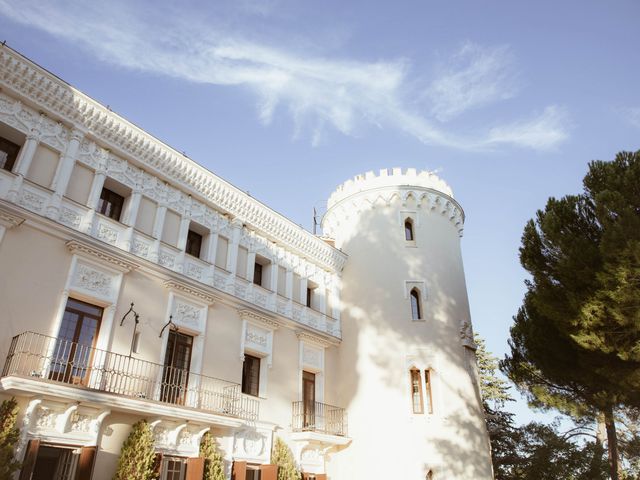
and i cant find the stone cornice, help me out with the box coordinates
[295,330,337,348]
[66,240,139,272]
[0,209,24,229]
[238,309,280,330]
[0,45,347,273]
[163,280,217,305]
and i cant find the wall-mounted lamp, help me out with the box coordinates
[120,302,141,357]
[159,315,179,338]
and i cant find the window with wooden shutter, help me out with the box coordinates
[259,464,277,480]
[232,460,247,480]
[186,457,205,480]
[425,369,434,414]
[152,452,164,479]
[75,446,97,480]
[19,438,40,480]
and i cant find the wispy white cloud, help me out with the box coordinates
[482,105,570,150]
[0,0,569,151]
[620,107,640,129]
[425,42,519,122]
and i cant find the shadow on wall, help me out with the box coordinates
[328,194,491,474]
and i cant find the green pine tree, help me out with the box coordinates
[271,437,300,480]
[113,420,156,480]
[502,151,640,480]
[0,397,21,480]
[200,432,225,480]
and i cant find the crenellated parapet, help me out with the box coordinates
[323,168,465,237]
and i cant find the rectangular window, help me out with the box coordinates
[242,354,261,397]
[410,369,424,414]
[162,456,187,480]
[97,187,124,221]
[302,371,316,428]
[0,136,20,172]
[247,465,262,480]
[50,298,103,385]
[215,236,228,269]
[253,262,263,286]
[160,331,193,405]
[425,369,434,414]
[185,230,203,258]
[306,287,312,308]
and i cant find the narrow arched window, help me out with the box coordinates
[427,470,434,480]
[404,218,414,241]
[425,369,434,413]
[410,288,422,320]
[410,368,424,414]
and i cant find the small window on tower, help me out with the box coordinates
[410,368,424,414]
[97,187,125,221]
[425,369,434,414]
[410,288,422,321]
[404,218,414,241]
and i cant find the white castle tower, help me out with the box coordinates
[322,168,493,480]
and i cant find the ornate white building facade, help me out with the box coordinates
[0,46,493,480]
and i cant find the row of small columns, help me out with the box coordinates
[3,120,339,320]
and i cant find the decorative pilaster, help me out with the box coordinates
[6,128,41,202]
[46,127,84,218]
[246,250,257,282]
[226,219,243,275]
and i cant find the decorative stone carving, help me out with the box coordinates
[186,263,203,280]
[246,329,268,349]
[70,413,92,433]
[174,302,201,329]
[66,240,138,271]
[59,208,82,228]
[74,264,111,296]
[159,253,175,268]
[460,320,477,350]
[132,240,150,258]
[233,428,270,462]
[96,223,118,244]
[19,190,46,213]
[302,343,323,370]
[163,280,216,304]
[34,406,56,429]
[0,49,347,272]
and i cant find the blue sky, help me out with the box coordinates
[1,0,639,424]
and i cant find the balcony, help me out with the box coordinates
[292,401,347,437]
[2,331,259,422]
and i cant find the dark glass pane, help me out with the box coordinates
[242,354,260,396]
[253,263,263,286]
[0,136,20,172]
[186,230,202,257]
[405,220,414,241]
[97,188,124,221]
[411,290,421,320]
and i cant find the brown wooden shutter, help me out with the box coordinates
[75,446,97,480]
[19,439,40,480]
[316,475,327,480]
[186,457,205,480]
[259,464,278,480]
[232,460,247,480]
[151,452,164,479]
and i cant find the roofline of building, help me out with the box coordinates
[0,44,347,272]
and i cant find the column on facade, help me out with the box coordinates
[269,256,279,310]
[149,204,167,262]
[6,129,41,202]
[226,219,243,275]
[83,161,108,234]
[203,229,218,285]
[46,128,84,218]
[246,250,257,283]
[175,212,192,273]
[299,276,308,305]
[120,186,142,251]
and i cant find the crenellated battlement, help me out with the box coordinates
[327,168,454,209]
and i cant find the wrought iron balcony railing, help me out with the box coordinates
[2,331,259,421]
[292,401,347,436]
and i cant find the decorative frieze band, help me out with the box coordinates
[66,240,139,272]
[163,280,217,305]
[0,46,347,273]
